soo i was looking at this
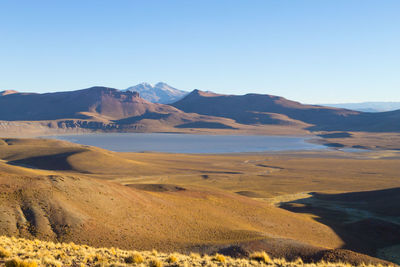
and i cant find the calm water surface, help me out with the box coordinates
[49,133,326,153]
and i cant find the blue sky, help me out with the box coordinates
[0,0,399,103]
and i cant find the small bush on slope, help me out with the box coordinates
[0,247,11,258]
[167,254,178,263]
[5,258,38,267]
[250,251,273,264]
[213,253,226,263]
[149,257,163,267]
[124,252,144,264]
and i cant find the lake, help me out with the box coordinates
[48,133,327,153]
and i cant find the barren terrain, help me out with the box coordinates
[0,138,399,265]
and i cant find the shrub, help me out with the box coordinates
[0,247,11,258]
[167,254,178,263]
[83,254,95,263]
[41,258,62,267]
[294,257,303,265]
[149,258,163,267]
[190,252,201,259]
[213,253,226,263]
[5,258,38,267]
[124,252,144,264]
[249,251,272,264]
[93,253,105,263]
[55,251,67,260]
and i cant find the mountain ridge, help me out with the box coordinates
[172,90,400,132]
[1,86,400,134]
[173,89,360,126]
[1,86,291,136]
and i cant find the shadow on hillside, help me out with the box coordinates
[175,121,237,129]
[279,187,400,263]
[126,183,186,192]
[8,152,77,171]
[115,112,170,124]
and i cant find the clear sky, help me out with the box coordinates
[0,0,399,103]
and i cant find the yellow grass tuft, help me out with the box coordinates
[190,252,201,259]
[5,258,38,267]
[294,257,303,265]
[41,257,62,267]
[167,254,178,263]
[124,251,144,264]
[149,258,163,267]
[213,253,226,263]
[250,251,273,264]
[0,247,11,258]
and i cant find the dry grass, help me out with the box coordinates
[213,253,226,263]
[5,258,39,267]
[0,236,394,267]
[124,252,144,264]
[167,254,178,263]
[249,251,273,264]
[149,258,163,267]
[0,247,11,258]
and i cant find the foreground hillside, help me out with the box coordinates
[0,236,395,267]
[0,138,345,254]
[0,138,399,265]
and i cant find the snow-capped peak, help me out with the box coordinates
[124,82,189,104]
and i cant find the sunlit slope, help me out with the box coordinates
[0,138,345,253]
[0,138,151,175]
[1,138,399,264]
[0,166,345,252]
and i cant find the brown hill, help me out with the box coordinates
[0,87,244,133]
[0,87,176,121]
[311,109,400,132]
[172,90,400,132]
[0,87,313,136]
[172,90,358,125]
[1,86,399,134]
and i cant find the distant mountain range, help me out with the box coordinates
[124,82,188,104]
[173,90,400,132]
[0,86,244,133]
[173,90,359,126]
[1,85,400,134]
[321,102,400,113]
